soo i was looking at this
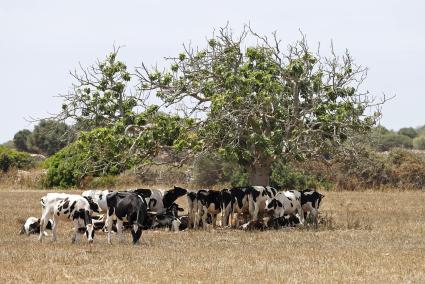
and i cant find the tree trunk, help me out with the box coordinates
[248,162,272,186]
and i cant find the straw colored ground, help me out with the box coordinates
[0,189,424,283]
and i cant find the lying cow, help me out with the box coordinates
[19,217,53,235]
[265,190,305,225]
[106,191,147,244]
[39,194,100,243]
[150,203,185,231]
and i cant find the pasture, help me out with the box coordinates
[1,189,425,283]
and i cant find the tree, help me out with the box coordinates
[137,25,383,185]
[57,48,140,130]
[28,120,74,156]
[413,135,425,150]
[398,127,417,139]
[13,129,32,152]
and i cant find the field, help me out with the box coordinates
[1,189,425,283]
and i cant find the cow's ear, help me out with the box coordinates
[320,194,325,198]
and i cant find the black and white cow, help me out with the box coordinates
[82,189,112,212]
[131,186,187,214]
[265,191,305,225]
[300,189,324,228]
[19,217,53,235]
[221,187,250,228]
[39,193,99,243]
[105,191,147,244]
[247,186,278,221]
[196,189,222,229]
[150,202,185,231]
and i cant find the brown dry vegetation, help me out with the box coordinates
[1,189,425,283]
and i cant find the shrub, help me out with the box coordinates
[13,129,32,152]
[398,127,417,139]
[375,133,412,151]
[0,146,35,172]
[270,160,321,190]
[413,136,425,150]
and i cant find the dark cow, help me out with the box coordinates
[221,187,250,227]
[196,189,222,229]
[131,186,187,214]
[19,217,53,235]
[106,191,147,244]
[150,202,185,232]
[39,193,99,243]
[300,189,324,228]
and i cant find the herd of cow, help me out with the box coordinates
[19,186,324,244]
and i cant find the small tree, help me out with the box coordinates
[137,26,383,185]
[413,136,425,150]
[28,120,74,156]
[398,127,417,139]
[13,129,32,152]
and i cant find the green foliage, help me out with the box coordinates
[375,132,412,151]
[270,160,321,190]
[0,146,34,172]
[413,136,425,150]
[398,127,417,139]
[13,129,32,152]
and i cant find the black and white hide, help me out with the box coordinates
[39,193,99,243]
[196,189,222,229]
[247,186,278,221]
[81,189,112,212]
[130,186,187,214]
[265,191,305,225]
[300,189,324,228]
[106,192,147,244]
[221,187,250,228]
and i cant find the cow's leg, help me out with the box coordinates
[106,209,114,244]
[311,208,319,229]
[194,204,202,230]
[71,219,81,243]
[201,208,208,230]
[51,216,58,242]
[252,202,260,221]
[297,205,305,225]
[38,210,50,242]
[212,214,217,228]
[116,219,124,243]
[188,209,193,229]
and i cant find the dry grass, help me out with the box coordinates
[1,190,425,283]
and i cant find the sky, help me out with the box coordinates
[1,0,424,143]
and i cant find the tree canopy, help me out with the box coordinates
[136,26,382,185]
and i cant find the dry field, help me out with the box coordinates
[1,189,425,283]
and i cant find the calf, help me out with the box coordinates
[265,191,305,225]
[300,189,324,228]
[150,202,185,231]
[19,217,53,235]
[196,189,222,229]
[247,186,278,221]
[39,194,99,243]
[106,191,147,244]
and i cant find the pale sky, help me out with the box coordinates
[1,0,424,143]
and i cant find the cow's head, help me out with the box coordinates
[163,187,188,208]
[83,196,100,213]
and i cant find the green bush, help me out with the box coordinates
[0,146,35,172]
[413,136,425,150]
[270,160,321,190]
[398,127,417,139]
[375,133,412,151]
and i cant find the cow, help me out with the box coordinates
[196,189,222,229]
[19,217,53,235]
[39,194,99,243]
[150,202,185,231]
[221,187,250,228]
[105,191,147,244]
[186,191,198,229]
[265,191,305,225]
[81,189,112,212]
[247,186,278,221]
[130,186,187,214]
[300,189,324,228]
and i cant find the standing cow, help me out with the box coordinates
[39,194,99,243]
[105,191,147,244]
